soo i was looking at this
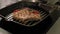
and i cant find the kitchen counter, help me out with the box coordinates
[47,17,60,34]
[0,28,11,34]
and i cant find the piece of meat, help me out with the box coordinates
[13,8,41,24]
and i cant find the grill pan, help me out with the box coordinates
[0,1,49,27]
[0,1,53,34]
